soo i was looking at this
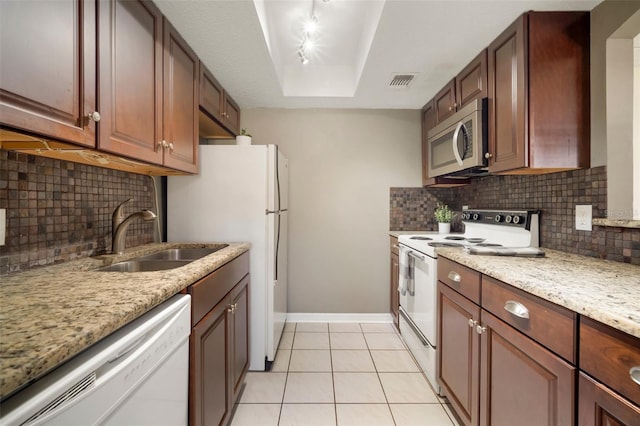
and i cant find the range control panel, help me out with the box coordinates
[461,209,540,230]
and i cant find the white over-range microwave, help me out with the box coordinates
[427,97,488,178]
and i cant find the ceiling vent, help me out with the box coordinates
[388,73,418,89]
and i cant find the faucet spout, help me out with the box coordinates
[111,206,157,255]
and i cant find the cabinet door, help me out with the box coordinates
[163,19,198,173]
[230,276,249,404]
[578,373,640,426]
[456,50,488,109]
[98,0,163,163]
[421,101,436,186]
[200,64,225,123]
[224,94,241,136]
[190,296,231,426]
[437,282,480,426]
[479,310,575,426]
[487,14,527,173]
[434,79,457,124]
[0,0,96,147]
[390,251,399,328]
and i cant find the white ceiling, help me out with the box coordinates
[155,0,601,109]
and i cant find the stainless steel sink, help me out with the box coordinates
[96,259,191,272]
[138,246,228,261]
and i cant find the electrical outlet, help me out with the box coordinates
[575,205,592,231]
[0,208,5,246]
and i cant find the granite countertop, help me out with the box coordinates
[0,242,250,400]
[389,230,436,238]
[436,247,640,339]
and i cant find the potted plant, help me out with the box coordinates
[434,203,454,234]
[236,128,252,146]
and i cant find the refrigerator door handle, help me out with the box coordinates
[275,213,280,281]
[266,209,278,215]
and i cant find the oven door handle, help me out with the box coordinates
[407,251,426,262]
[399,307,436,349]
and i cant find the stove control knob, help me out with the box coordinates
[472,213,480,221]
[495,215,502,223]
[513,215,521,224]
[505,215,513,223]
[461,213,468,220]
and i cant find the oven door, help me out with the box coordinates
[399,249,437,348]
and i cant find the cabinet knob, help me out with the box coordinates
[468,319,477,328]
[228,303,237,314]
[476,325,487,335]
[631,367,640,386]
[484,152,493,159]
[168,142,174,152]
[87,111,101,122]
[156,141,164,152]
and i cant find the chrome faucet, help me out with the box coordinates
[112,198,157,254]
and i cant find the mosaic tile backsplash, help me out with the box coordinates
[0,150,157,275]
[391,166,640,265]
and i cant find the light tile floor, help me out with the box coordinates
[231,322,460,426]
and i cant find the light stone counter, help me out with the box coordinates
[436,247,640,339]
[389,230,437,238]
[0,242,250,400]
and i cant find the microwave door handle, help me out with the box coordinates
[452,122,465,166]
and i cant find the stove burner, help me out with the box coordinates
[410,236,433,241]
[475,243,502,247]
[444,236,465,241]
[428,242,464,247]
[465,238,486,244]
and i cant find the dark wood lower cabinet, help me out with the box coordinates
[437,271,575,426]
[188,253,249,426]
[390,237,399,329]
[437,282,480,426]
[578,373,640,426]
[479,310,575,426]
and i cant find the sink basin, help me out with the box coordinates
[96,259,191,272]
[138,246,227,261]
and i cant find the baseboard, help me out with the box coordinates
[286,312,393,323]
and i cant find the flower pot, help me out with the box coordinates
[438,222,451,234]
[236,135,252,146]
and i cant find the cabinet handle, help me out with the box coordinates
[631,367,640,386]
[504,300,530,319]
[168,142,174,153]
[484,152,493,159]
[156,141,164,152]
[228,303,237,314]
[468,319,477,328]
[447,271,461,283]
[87,111,101,122]
[476,324,487,335]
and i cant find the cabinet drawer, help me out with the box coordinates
[481,276,576,363]
[580,317,640,407]
[189,251,249,325]
[390,236,399,255]
[437,257,481,304]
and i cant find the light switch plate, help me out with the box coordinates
[0,208,5,246]
[575,205,592,231]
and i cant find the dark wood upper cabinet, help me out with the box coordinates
[487,12,590,174]
[456,50,488,109]
[434,80,457,124]
[200,64,241,136]
[0,0,96,147]
[98,0,163,165]
[421,101,436,186]
[162,19,198,173]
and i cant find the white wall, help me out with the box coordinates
[242,109,421,313]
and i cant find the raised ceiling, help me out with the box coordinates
[154,0,601,109]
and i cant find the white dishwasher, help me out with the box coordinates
[0,294,191,426]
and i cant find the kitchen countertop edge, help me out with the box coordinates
[436,247,640,339]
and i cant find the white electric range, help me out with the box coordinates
[397,209,540,394]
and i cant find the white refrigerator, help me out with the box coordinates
[167,145,288,371]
